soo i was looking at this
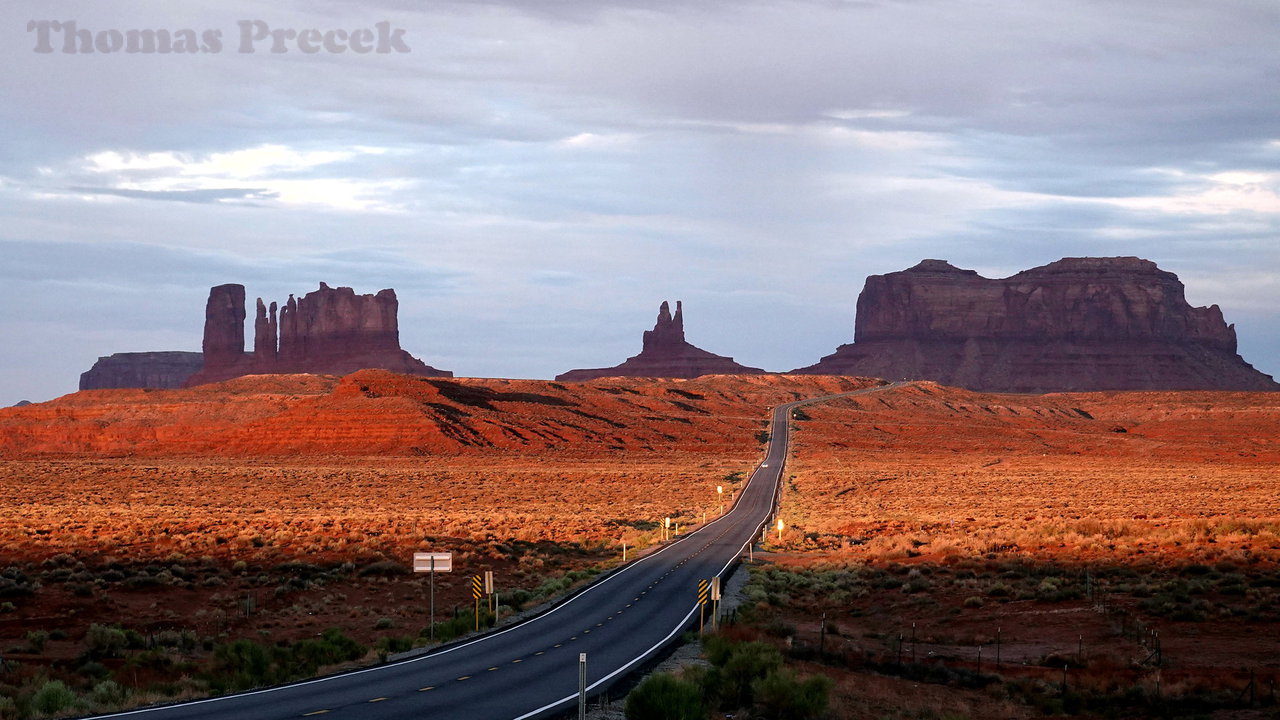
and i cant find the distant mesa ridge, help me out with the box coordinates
[79,351,204,391]
[184,282,451,386]
[556,300,765,381]
[793,256,1279,392]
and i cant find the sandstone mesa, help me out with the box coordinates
[793,257,1278,392]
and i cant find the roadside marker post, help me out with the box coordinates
[578,653,587,720]
[710,576,722,630]
[697,579,710,634]
[413,553,453,643]
[471,574,483,631]
[484,570,496,617]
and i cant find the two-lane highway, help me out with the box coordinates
[95,382,900,720]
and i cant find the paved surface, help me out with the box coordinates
[94,383,898,720]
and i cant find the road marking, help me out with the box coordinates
[302,712,329,717]
[535,651,545,655]
[419,687,434,692]
[457,676,471,681]
[554,644,563,648]
[488,667,499,671]
[512,659,522,663]
[368,697,387,703]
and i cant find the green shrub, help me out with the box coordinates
[752,669,832,720]
[713,640,783,709]
[32,680,78,715]
[24,629,49,653]
[89,680,127,706]
[625,673,704,720]
[86,624,128,658]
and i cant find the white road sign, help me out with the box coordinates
[413,552,453,573]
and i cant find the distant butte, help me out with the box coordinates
[184,283,451,386]
[793,257,1280,392]
[79,351,204,391]
[557,301,765,381]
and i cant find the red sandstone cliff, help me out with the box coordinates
[794,257,1278,392]
[557,301,765,381]
[185,283,450,386]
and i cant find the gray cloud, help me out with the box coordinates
[0,0,1277,404]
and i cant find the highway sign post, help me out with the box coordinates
[578,653,587,720]
[711,576,721,630]
[697,579,710,634]
[484,570,499,619]
[471,574,483,631]
[413,552,453,643]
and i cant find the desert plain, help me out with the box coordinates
[0,371,1276,718]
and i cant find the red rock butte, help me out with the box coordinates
[184,283,451,386]
[556,300,766,381]
[793,257,1279,392]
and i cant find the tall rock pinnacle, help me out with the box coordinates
[557,300,764,381]
[185,283,451,386]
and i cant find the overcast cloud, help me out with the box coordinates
[1,0,1277,405]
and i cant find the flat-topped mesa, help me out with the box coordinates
[557,300,766,381]
[185,283,451,386]
[795,257,1278,392]
[79,351,204,390]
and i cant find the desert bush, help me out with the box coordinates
[23,630,49,653]
[357,561,406,577]
[709,639,783,710]
[625,673,704,720]
[31,680,77,715]
[751,668,832,720]
[85,624,128,658]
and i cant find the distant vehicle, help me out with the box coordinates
[761,463,769,468]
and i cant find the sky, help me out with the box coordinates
[1,0,1278,405]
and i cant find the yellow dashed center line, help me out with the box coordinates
[368,697,387,703]
[488,667,499,671]
[302,711,329,717]
[419,687,434,692]
[457,676,471,681]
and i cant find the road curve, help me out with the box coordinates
[90,382,901,720]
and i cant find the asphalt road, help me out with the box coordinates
[94,382,897,720]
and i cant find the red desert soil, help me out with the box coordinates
[0,372,873,690]
[780,382,1280,563]
[758,382,1280,718]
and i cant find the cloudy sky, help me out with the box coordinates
[2,0,1278,405]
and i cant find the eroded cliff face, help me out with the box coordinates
[557,301,766,381]
[796,257,1278,392]
[185,283,450,386]
[79,352,204,391]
